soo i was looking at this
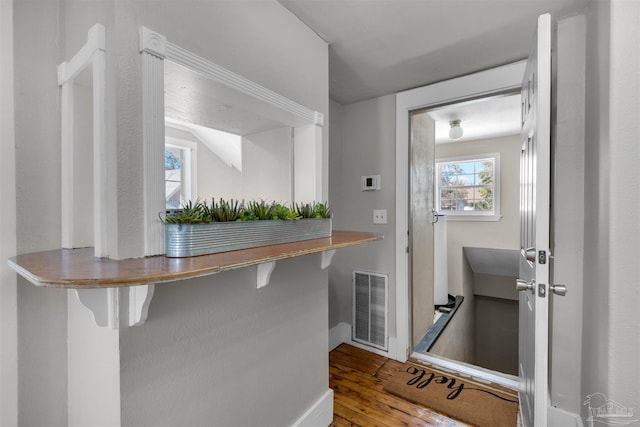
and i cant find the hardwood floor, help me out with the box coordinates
[329,344,471,426]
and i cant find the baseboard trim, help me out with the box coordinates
[291,388,334,427]
[329,322,397,359]
[329,322,351,351]
[548,406,583,427]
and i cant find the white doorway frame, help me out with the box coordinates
[394,61,526,362]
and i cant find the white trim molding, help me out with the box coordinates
[329,322,351,351]
[58,24,109,258]
[140,27,167,256]
[290,389,333,427]
[165,41,323,127]
[395,61,526,362]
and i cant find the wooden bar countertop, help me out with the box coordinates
[8,230,382,289]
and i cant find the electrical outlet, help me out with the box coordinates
[373,209,387,224]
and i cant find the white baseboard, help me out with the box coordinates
[329,322,397,360]
[329,322,351,351]
[548,406,583,427]
[291,388,334,427]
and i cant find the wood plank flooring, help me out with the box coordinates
[329,344,471,426]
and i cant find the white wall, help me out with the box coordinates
[435,135,521,294]
[328,100,345,327]
[550,13,586,414]
[582,0,612,416]
[0,0,17,424]
[606,0,640,412]
[14,0,330,425]
[474,293,519,375]
[120,256,329,426]
[67,292,121,426]
[14,1,69,425]
[581,0,640,421]
[243,126,292,203]
[329,95,397,352]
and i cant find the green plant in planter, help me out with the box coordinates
[273,203,301,220]
[313,201,331,219]
[165,199,209,224]
[210,198,244,222]
[244,200,275,220]
[165,198,331,224]
[296,201,331,219]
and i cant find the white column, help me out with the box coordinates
[140,27,167,256]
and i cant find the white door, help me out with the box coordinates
[518,13,551,427]
[409,111,436,347]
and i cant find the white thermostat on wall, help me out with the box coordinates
[361,175,381,191]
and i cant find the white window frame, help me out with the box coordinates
[165,137,197,208]
[435,152,501,221]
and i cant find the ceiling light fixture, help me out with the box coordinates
[449,119,463,140]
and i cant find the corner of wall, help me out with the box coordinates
[550,12,587,416]
[0,0,18,424]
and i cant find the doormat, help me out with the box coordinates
[383,362,519,427]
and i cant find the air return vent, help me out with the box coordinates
[352,270,388,351]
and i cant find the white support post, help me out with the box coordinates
[59,77,74,249]
[314,124,324,203]
[139,27,167,256]
[57,24,108,257]
[93,47,108,257]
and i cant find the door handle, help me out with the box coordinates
[522,247,536,263]
[550,284,567,296]
[516,279,535,292]
[432,209,442,224]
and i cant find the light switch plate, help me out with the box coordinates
[373,209,387,224]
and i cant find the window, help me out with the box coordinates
[165,138,196,209]
[436,153,501,221]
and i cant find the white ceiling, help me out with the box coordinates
[278,0,587,105]
[166,1,587,143]
[429,93,521,143]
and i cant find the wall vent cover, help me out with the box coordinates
[352,270,388,351]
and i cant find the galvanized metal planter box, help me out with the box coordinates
[165,218,332,257]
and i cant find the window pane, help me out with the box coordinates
[166,147,184,209]
[437,156,497,215]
